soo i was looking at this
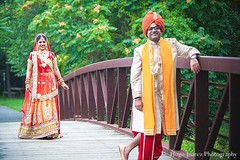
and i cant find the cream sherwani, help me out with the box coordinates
[131,38,200,134]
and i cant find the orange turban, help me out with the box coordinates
[142,11,165,37]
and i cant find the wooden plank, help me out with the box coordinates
[0,121,174,160]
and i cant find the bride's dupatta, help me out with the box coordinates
[21,90,30,114]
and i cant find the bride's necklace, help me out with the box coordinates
[149,45,161,79]
[37,50,48,68]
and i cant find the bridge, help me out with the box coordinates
[58,56,240,160]
[0,106,173,160]
[0,56,239,160]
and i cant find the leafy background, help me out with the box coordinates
[1,0,239,77]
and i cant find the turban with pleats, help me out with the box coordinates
[142,11,165,37]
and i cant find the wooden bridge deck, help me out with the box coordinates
[0,121,174,160]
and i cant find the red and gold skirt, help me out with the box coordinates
[18,97,60,139]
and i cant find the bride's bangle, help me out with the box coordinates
[57,78,64,85]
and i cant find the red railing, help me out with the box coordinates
[58,56,240,160]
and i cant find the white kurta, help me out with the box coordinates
[130,38,200,134]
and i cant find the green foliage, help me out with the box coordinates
[181,139,195,154]
[214,120,229,153]
[175,0,240,56]
[0,9,13,64]
[2,0,239,77]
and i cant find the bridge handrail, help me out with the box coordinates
[64,56,240,81]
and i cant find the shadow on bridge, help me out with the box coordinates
[59,56,240,160]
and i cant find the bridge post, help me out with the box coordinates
[97,71,105,121]
[118,68,127,127]
[195,71,209,159]
[106,69,115,124]
[229,73,240,160]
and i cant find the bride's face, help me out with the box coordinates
[37,37,47,51]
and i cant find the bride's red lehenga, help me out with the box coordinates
[18,34,60,139]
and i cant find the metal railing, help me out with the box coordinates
[58,56,240,160]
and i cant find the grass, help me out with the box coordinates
[0,96,24,112]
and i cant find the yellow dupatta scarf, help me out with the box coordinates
[142,38,177,136]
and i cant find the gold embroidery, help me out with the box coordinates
[19,122,59,138]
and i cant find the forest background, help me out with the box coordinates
[0,0,240,154]
[0,0,239,78]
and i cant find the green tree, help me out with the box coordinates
[0,8,13,95]
[170,0,240,56]
[1,0,239,77]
